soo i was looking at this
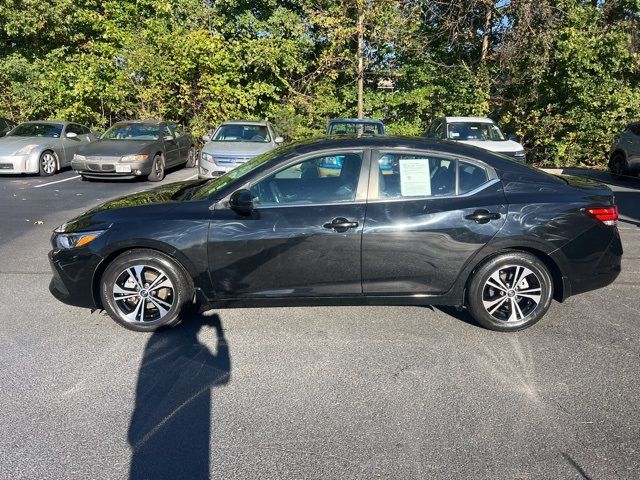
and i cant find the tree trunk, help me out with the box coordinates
[481,2,493,63]
[356,2,364,118]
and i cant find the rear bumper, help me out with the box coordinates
[555,225,623,299]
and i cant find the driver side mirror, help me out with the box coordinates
[274,136,284,144]
[66,131,78,139]
[229,189,254,216]
[202,135,211,143]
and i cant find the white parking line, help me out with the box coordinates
[33,175,81,188]
[185,174,198,180]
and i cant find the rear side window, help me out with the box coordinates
[375,153,489,199]
[458,160,488,194]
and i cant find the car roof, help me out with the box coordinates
[21,120,72,126]
[443,116,496,124]
[328,118,384,124]
[113,120,165,125]
[220,120,269,126]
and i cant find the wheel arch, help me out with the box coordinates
[464,245,566,304]
[609,148,627,163]
[91,243,197,309]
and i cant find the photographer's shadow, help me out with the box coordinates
[128,312,231,480]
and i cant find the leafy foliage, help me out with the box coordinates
[0,0,639,166]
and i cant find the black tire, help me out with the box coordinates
[466,251,553,332]
[185,146,196,168]
[80,175,92,182]
[38,151,57,176]
[609,152,626,180]
[147,154,165,182]
[99,249,194,332]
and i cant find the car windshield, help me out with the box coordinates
[181,144,296,201]
[212,124,271,143]
[102,123,160,141]
[328,122,384,136]
[447,122,505,141]
[9,123,63,138]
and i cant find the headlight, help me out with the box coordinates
[201,152,215,163]
[53,229,106,249]
[14,144,38,156]
[121,154,148,162]
[514,150,526,157]
[73,154,86,161]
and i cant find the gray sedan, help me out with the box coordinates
[72,121,195,182]
[0,121,96,176]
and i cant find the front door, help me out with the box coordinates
[162,125,180,166]
[208,150,368,298]
[362,150,507,295]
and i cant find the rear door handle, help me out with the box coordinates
[465,209,501,224]
[323,217,359,232]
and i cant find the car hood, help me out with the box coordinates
[0,136,51,153]
[202,141,274,156]
[79,139,157,157]
[456,139,524,153]
[57,179,207,233]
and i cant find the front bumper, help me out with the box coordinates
[0,154,38,174]
[72,157,152,179]
[49,247,104,309]
[198,161,235,179]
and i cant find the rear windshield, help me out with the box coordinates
[10,123,63,138]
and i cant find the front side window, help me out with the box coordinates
[447,122,505,141]
[171,124,185,137]
[213,124,271,143]
[102,123,160,140]
[375,153,489,199]
[10,123,63,138]
[251,152,363,206]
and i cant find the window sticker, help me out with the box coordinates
[399,158,431,196]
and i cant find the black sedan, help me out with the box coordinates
[49,137,622,332]
[72,120,195,181]
[0,118,16,137]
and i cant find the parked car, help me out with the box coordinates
[426,116,526,162]
[0,121,96,176]
[49,136,621,333]
[199,120,283,179]
[327,118,385,136]
[609,121,640,178]
[0,118,16,137]
[72,120,195,181]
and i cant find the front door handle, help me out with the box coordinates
[323,217,359,232]
[464,209,501,224]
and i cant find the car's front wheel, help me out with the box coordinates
[466,252,553,332]
[39,151,57,176]
[147,154,165,182]
[609,152,627,179]
[100,249,193,332]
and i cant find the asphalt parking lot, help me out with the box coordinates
[0,166,638,479]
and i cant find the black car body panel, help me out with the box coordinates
[49,136,622,313]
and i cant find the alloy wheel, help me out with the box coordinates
[112,264,174,323]
[481,264,542,323]
[41,153,56,174]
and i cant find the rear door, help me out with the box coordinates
[208,149,369,297]
[362,149,507,295]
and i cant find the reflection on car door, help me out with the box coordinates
[208,150,369,298]
[162,125,180,166]
[362,150,507,295]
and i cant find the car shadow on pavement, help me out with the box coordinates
[128,312,231,480]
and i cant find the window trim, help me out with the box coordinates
[367,149,497,203]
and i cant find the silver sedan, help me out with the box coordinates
[0,121,97,176]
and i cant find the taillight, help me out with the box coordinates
[585,205,618,226]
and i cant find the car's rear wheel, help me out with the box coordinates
[185,146,196,168]
[147,154,165,182]
[610,152,626,180]
[100,249,193,332]
[466,252,553,332]
[39,151,57,176]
